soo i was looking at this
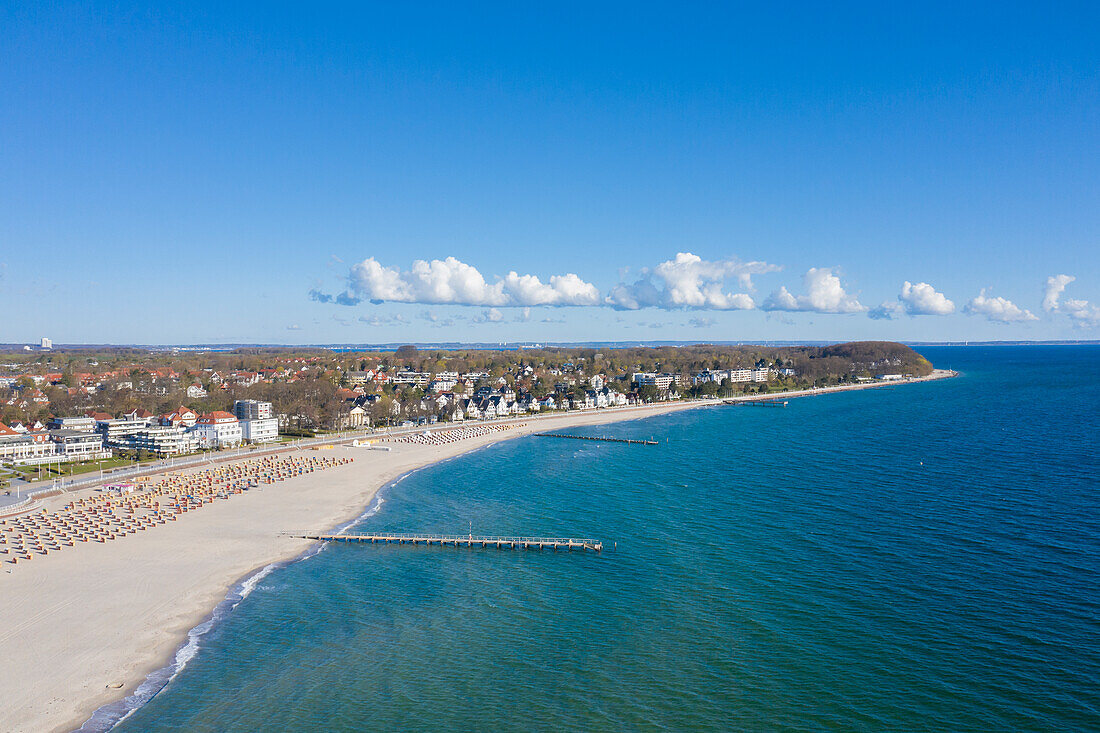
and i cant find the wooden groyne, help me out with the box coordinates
[534,433,657,446]
[285,531,603,553]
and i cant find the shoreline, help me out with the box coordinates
[0,369,955,733]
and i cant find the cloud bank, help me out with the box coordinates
[1043,274,1074,312]
[762,268,865,313]
[605,252,778,310]
[868,302,904,320]
[869,281,954,320]
[1043,274,1100,327]
[310,255,1098,330]
[339,256,601,307]
[899,281,955,315]
[964,290,1038,323]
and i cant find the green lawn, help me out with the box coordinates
[9,456,156,481]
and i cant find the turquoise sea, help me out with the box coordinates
[95,346,1098,731]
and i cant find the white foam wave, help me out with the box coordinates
[233,562,279,608]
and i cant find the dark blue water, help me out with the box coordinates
[111,346,1100,732]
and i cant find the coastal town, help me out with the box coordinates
[0,341,930,485]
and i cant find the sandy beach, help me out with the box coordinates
[0,371,953,733]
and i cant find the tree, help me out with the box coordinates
[369,396,394,426]
[395,345,418,360]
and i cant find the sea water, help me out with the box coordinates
[109,346,1099,731]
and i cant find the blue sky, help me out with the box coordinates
[2,2,1098,344]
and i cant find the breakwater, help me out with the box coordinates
[533,433,657,445]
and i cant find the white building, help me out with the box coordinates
[187,384,208,398]
[751,368,769,382]
[429,378,457,394]
[51,430,110,461]
[240,417,279,443]
[191,411,243,448]
[0,426,53,463]
[392,371,432,387]
[234,400,279,443]
[632,372,678,390]
[128,425,196,456]
[346,370,375,386]
[40,337,52,349]
[97,418,153,448]
[233,400,273,420]
[343,404,368,428]
[47,416,97,432]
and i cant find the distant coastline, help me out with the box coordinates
[0,340,1096,351]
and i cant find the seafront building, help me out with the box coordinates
[128,425,197,456]
[691,367,775,385]
[49,429,113,461]
[233,400,279,443]
[46,416,97,432]
[160,406,199,428]
[632,372,679,390]
[96,417,152,449]
[0,422,111,464]
[191,411,243,449]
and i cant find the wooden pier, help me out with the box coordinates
[285,531,604,553]
[534,433,657,446]
[725,399,788,407]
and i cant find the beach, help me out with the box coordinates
[0,371,953,733]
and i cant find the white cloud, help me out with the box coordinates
[605,279,664,310]
[964,290,1038,323]
[868,302,904,320]
[503,271,602,306]
[688,317,716,328]
[343,256,600,307]
[1041,274,1100,327]
[899,281,955,315]
[605,252,774,310]
[1061,298,1100,327]
[473,308,504,323]
[762,268,865,313]
[1043,274,1074,312]
[358,313,409,326]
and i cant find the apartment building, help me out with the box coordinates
[234,400,279,443]
[191,411,243,449]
